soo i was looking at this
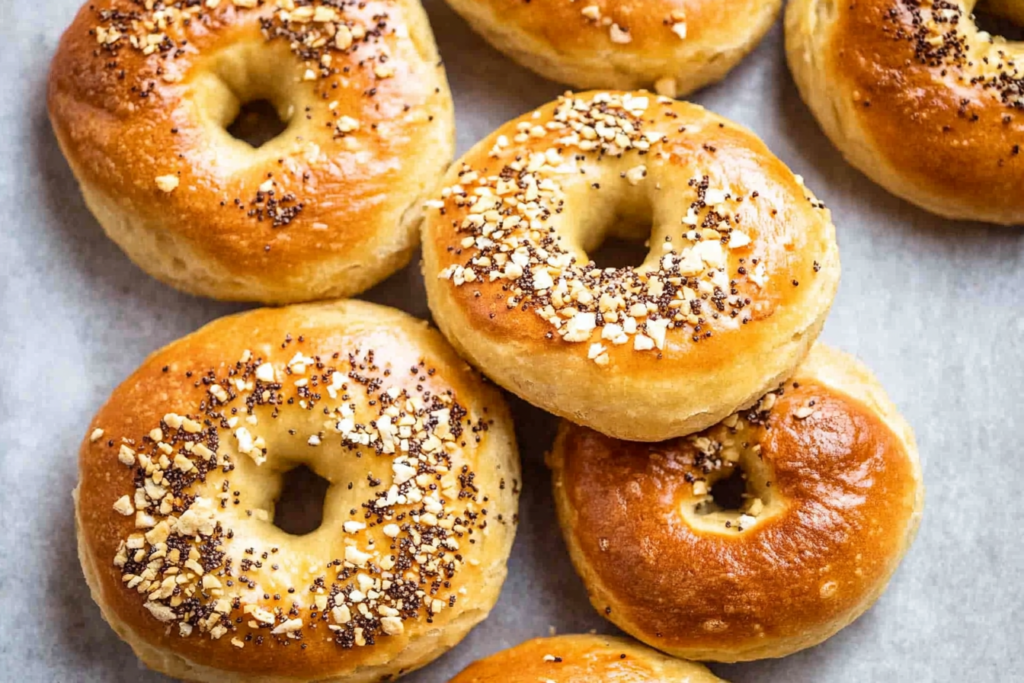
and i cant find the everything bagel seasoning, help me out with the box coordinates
[428,92,824,364]
[95,336,508,651]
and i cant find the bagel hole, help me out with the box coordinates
[587,236,652,271]
[577,195,656,270]
[273,465,330,536]
[973,3,1024,40]
[696,467,748,515]
[226,99,288,148]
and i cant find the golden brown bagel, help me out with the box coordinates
[444,0,781,98]
[550,343,924,662]
[786,0,1024,224]
[49,0,454,302]
[421,91,840,442]
[448,634,726,682]
[76,300,519,682]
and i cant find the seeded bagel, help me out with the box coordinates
[787,0,1024,223]
[550,344,924,662]
[49,0,454,302]
[76,300,519,682]
[421,91,840,442]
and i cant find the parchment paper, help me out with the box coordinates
[2,2,1023,680]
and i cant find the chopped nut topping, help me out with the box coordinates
[255,363,276,382]
[113,495,134,516]
[336,116,360,134]
[624,164,647,185]
[745,498,764,517]
[609,23,632,44]
[795,405,816,419]
[654,76,677,98]
[155,175,179,193]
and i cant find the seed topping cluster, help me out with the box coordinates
[678,381,817,532]
[92,0,391,85]
[95,336,501,651]
[90,0,397,127]
[428,93,814,364]
[679,388,782,531]
[576,4,687,49]
[886,1,1024,115]
[85,0,427,241]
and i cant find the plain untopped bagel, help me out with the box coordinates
[550,343,924,662]
[444,0,781,98]
[49,0,454,302]
[76,300,519,682]
[787,0,1024,223]
[422,91,840,442]
[448,634,726,682]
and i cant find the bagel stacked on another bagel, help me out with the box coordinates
[422,91,840,442]
[550,343,924,662]
[444,0,782,98]
[787,0,1024,223]
[76,301,519,683]
[49,0,454,302]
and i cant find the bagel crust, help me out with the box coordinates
[448,634,725,682]
[550,343,924,662]
[421,91,840,442]
[787,0,1024,223]
[443,0,781,97]
[76,301,519,682]
[49,0,454,302]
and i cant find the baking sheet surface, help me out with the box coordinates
[2,2,1023,681]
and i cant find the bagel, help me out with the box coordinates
[550,343,924,662]
[443,0,781,98]
[49,0,454,303]
[76,300,519,683]
[421,91,840,442]
[786,0,1024,223]
[448,634,725,682]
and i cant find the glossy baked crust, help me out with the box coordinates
[422,91,840,442]
[550,343,924,661]
[787,0,1024,223]
[76,300,519,682]
[444,0,781,97]
[448,634,725,682]
[49,0,454,302]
